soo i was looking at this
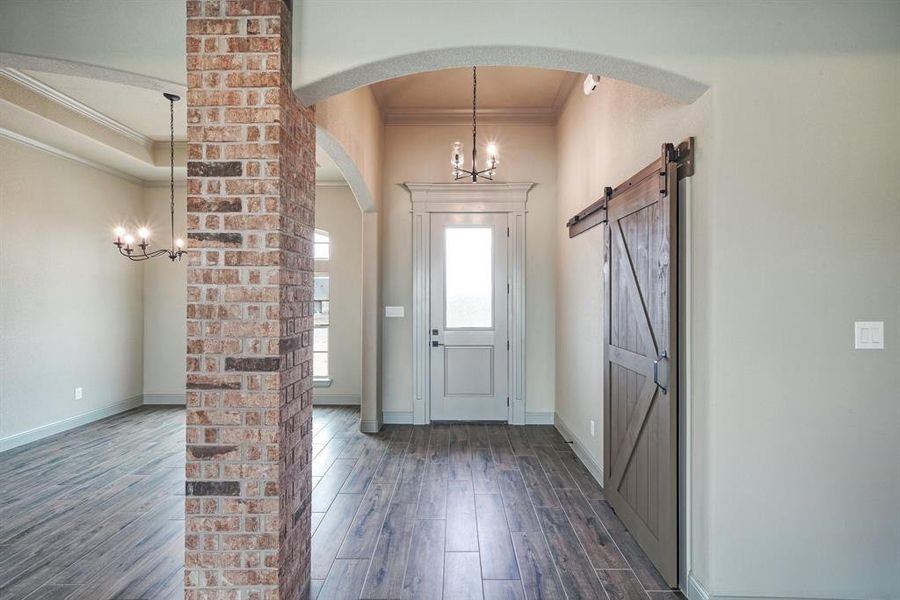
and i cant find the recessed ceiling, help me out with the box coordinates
[24,70,187,141]
[9,69,345,184]
[370,66,577,111]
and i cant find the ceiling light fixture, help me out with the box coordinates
[113,93,186,262]
[451,66,499,182]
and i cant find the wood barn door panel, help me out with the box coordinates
[604,157,678,586]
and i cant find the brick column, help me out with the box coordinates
[185,1,314,598]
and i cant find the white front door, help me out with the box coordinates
[429,213,509,421]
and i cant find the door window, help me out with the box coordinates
[444,227,493,329]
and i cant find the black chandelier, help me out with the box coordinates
[451,66,499,182]
[113,92,186,262]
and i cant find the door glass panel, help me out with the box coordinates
[445,227,493,328]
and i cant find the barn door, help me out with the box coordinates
[604,148,679,586]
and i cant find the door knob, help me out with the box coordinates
[431,341,443,347]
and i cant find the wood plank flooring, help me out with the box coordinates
[0,406,184,600]
[0,405,679,599]
[312,406,678,600]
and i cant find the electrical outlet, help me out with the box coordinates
[590,420,595,437]
[74,387,83,400]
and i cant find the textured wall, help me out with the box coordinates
[313,185,362,405]
[184,0,314,597]
[0,139,144,445]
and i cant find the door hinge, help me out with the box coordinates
[507,283,510,294]
[507,397,510,407]
[507,227,510,237]
[507,340,510,351]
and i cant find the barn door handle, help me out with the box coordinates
[653,351,669,393]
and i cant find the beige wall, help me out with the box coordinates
[0,139,145,446]
[314,185,362,404]
[141,184,186,402]
[381,123,557,420]
[555,76,711,585]
[317,87,383,211]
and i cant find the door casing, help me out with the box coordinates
[407,182,532,425]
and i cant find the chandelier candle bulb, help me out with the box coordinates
[112,93,186,262]
[450,67,499,182]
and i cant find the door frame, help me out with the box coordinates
[406,182,532,425]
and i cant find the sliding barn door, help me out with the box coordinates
[604,153,678,585]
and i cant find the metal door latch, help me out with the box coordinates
[653,351,669,393]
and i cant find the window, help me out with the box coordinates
[313,229,330,380]
[445,227,493,328]
[313,274,329,378]
[314,229,330,261]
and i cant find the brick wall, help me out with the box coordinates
[184,0,314,598]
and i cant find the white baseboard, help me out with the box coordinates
[525,411,554,425]
[553,412,604,484]
[0,394,144,453]
[687,572,711,600]
[313,394,361,406]
[142,393,186,405]
[382,411,413,424]
[360,419,382,433]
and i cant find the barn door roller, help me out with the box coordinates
[566,137,694,239]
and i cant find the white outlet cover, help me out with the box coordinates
[854,321,884,350]
[74,387,83,400]
[384,306,405,318]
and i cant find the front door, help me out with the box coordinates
[429,213,508,421]
[604,154,679,585]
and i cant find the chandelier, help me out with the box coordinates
[113,92,186,262]
[451,66,499,182]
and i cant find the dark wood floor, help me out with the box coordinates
[0,406,184,600]
[312,406,677,600]
[0,405,678,599]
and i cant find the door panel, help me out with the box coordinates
[430,213,508,421]
[604,156,678,586]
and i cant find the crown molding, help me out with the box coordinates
[315,180,350,188]
[0,127,143,184]
[0,67,153,147]
[384,106,559,125]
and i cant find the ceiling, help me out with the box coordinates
[24,70,188,142]
[3,69,346,184]
[370,66,578,120]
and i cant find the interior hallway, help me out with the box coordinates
[0,405,675,600]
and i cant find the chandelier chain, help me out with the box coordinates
[169,95,175,250]
[472,65,477,160]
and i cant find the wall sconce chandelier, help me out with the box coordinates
[451,66,499,182]
[113,93,186,262]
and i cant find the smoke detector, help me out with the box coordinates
[583,74,601,95]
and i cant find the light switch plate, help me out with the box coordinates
[854,321,884,350]
[385,306,405,318]
[74,387,83,400]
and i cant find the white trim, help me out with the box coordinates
[407,182,532,425]
[315,181,350,188]
[0,395,143,453]
[0,67,153,146]
[313,377,334,389]
[143,393,185,405]
[313,394,360,406]
[384,107,558,125]
[681,175,694,589]
[382,411,414,424]
[0,127,143,184]
[687,573,710,600]
[524,412,554,425]
[553,412,604,484]
[360,419,381,433]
